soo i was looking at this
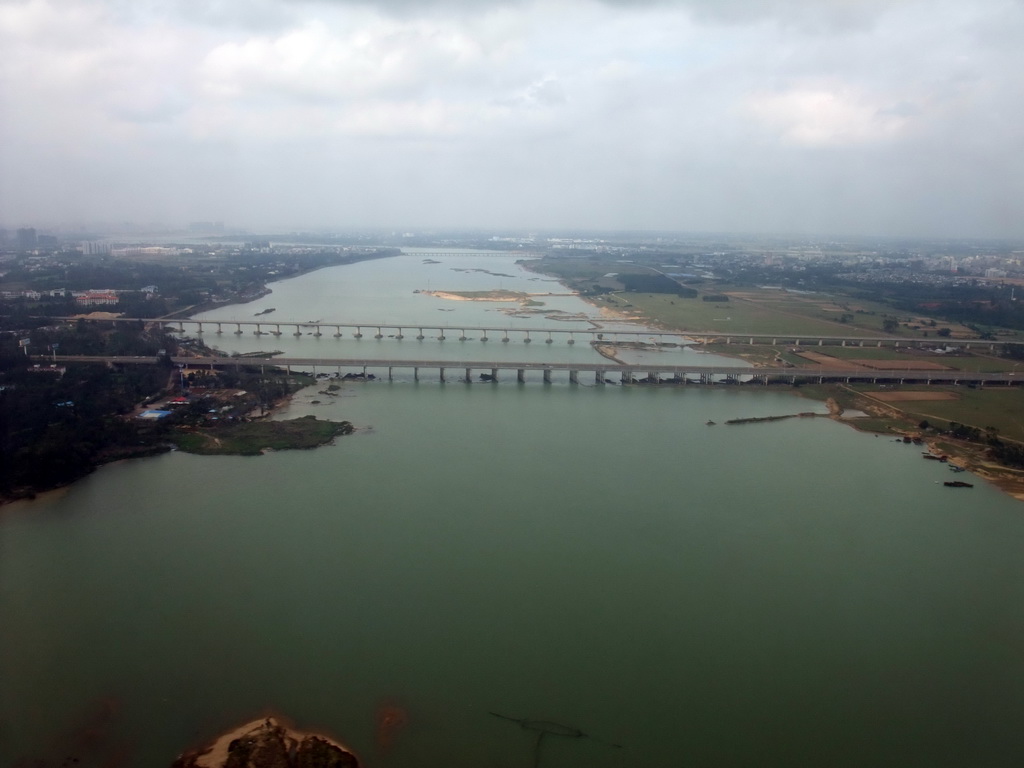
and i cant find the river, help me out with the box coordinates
[2,253,1024,767]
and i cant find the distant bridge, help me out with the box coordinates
[49,355,1024,386]
[69,316,1012,350]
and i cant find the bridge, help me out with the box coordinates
[70,316,1013,350]
[49,355,1024,386]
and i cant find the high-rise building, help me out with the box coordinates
[16,228,37,251]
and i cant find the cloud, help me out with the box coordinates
[745,85,912,146]
[1,0,1023,237]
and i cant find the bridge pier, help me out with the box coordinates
[569,370,578,384]
[568,334,575,345]
[293,325,302,337]
[440,367,446,383]
[819,339,824,346]
[216,323,222,334]
[491,368,498,382]
[465,367,472,382]
[413,367,419,381]
[517,369,525,383]
[273,324,282,336]
[388,367,393,381]
[648,371,658,384]
[502,334,510,343]
[621,371,630,385]
[545,333,553,344]
[254,324,262,336]
[375,327,383,339]
[595,371,604,385]
[524,332,531,344]
[354,327,363,339]
[459,330,468,341]
[417,328,425,340]
[334,326,342,338]
[543,368,551,383]
[235,324,243,335]
[481,334,488,342]
[314,326,322,337]
[196,323,204,334]
[438,331,446,341]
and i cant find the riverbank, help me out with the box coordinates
[551,277,1024,501]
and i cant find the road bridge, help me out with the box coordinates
[62,316,1014,351]
[48,355,1024,387]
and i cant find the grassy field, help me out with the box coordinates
[848,385,1024,442]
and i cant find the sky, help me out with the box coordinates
[1,0,1023,237]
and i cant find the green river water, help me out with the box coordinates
[3,255,1024,767]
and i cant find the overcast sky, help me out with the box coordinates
[1,0,1022,237]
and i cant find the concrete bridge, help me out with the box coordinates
[51,355,1024,386]
[72,316,1013,351]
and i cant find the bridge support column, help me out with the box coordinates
[440,368,446,383]
[569,370,578,384]
[388,367,393,381]
[197,323,204,334]
[524,333,532,344]
[819,339,823,346]
[254,324,262,336]
[417,328,425,340]
[726,337,731,344]
[648,371,658,384]
[859,340,864,347]
[595,371,604,385]
[621,371,630,385]
[750,337,755,344]
[375,328,383,339]
[413,367,419,381]
[543,368,551,383]
[234,324,243,335]
[314,326,322,337]
[273,324,282,336]
[491,368,498,382]
[216,323,222,334]
[333,326,342,337]
[772,338,777,345]
[517,369,525,383]
[465,368,472,382]
[293,325,301,337]
[354,327,363,339]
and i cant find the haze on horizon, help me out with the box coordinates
[1,0,1022,239]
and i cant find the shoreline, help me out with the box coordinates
[558,280,1024,502]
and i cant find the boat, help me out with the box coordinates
[948,465,966,473]
[706,420,716,426]
[944,481,973,488]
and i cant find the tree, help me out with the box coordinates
[882,318,899,333]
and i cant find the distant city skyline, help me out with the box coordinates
[2,0,1022,238]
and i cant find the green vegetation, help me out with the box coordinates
[172,415,353,456]
[0,320,349,502]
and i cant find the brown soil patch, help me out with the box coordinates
[872,391,960,402]
[794,352,865,369]
[851,360,951,370]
